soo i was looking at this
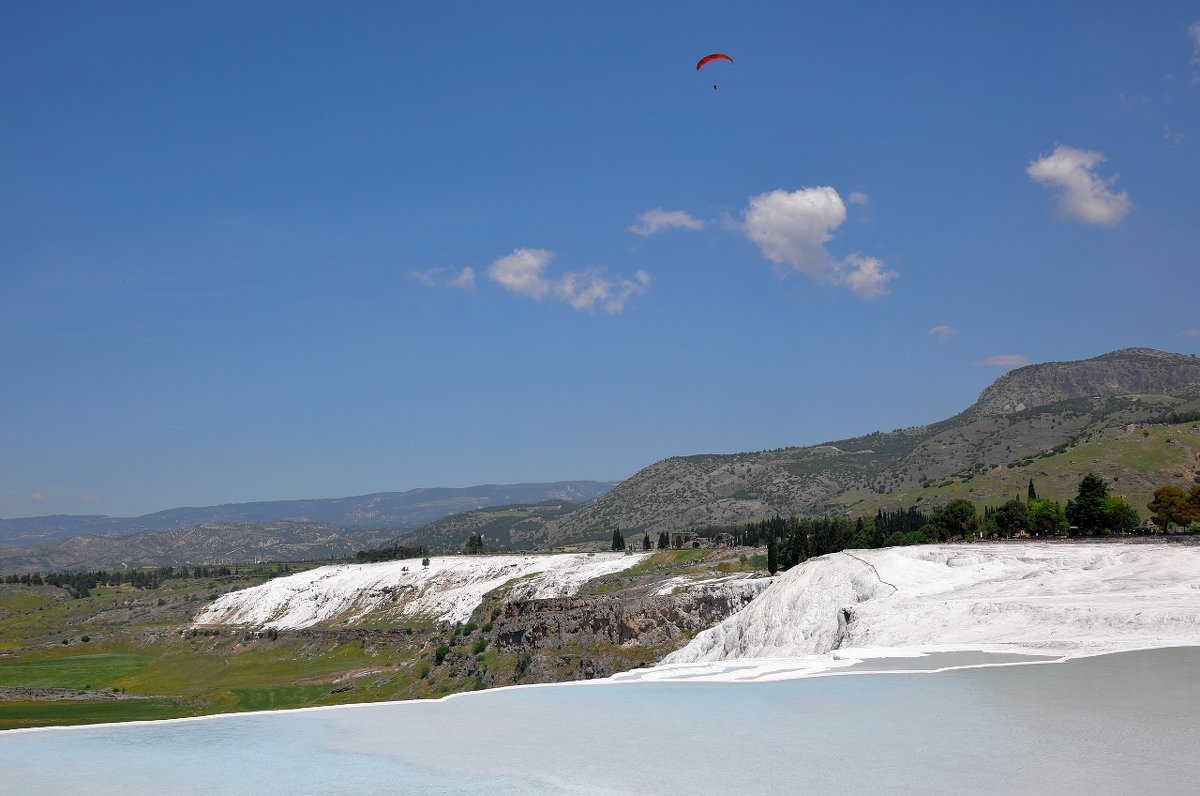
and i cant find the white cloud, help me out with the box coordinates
[743,187,845,273]
[487,249,554,300]
[741,186,898,299]
[486,249,649,314]
[928,325,958,343]
[1165,126,1185,146]
[409,268,439,287]
[29,491,48,502]
[847,191,870,205]
[1191,21,1200,80]
[1182,328,1200,337]
[628,208,704,236]
[837,254,897,299]
[411,266,475,289]
[1027,145,1132,226]
[453,266,475,289]
[976,354,1031,367]
[612,271,652,313]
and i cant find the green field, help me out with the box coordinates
[227,684,339,711]
[0,698,192,730]
[0,573,439,729]
[0,653,151,689]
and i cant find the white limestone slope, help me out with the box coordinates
[193,553,647,628]
[658,543,1200,670]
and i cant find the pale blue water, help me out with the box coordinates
[4,648,1199,794]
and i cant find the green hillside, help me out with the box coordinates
[834,421,1200,518]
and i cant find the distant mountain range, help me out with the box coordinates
[0,481,615,547]
[0,521,404,573]
[5,347,1200,570]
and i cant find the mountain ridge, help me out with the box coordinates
[528,347,1200,543]
[0,481,615,546]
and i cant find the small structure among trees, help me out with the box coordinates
[670,531,702,549]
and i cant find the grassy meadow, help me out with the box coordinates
[835,422,1200,517]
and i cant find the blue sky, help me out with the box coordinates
[3,2,1198,518]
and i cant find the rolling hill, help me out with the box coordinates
[486,348,1200,545]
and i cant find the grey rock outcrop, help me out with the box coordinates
[494,579,769,653]
[973,348,1200,416]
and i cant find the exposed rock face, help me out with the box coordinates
[496,580,767,651]
[973,348,1200,416]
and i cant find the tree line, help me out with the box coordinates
[354,543,428,564]
[1,564,264,598]
[988,474,1200,538]
[679,472,1200,576]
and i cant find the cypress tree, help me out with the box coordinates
[611,528,626,551]
[1028,479,1038,500]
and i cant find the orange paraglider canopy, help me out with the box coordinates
[696,53,734,70]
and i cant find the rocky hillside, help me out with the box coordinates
[193,549,770,687]
[512,348,1200,543]
[403,500,582,554]
[973,348,1200,415]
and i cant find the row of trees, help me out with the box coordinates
[2,564,255,598]
[353,543,427,564]
[691,473,1193,576]
[983,477,1131,537]
[979,474,1200,538]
